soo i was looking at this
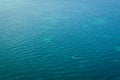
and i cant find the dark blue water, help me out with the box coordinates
[0,0,120,80]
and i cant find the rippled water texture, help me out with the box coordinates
[0,0,120,80]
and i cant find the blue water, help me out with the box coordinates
[0,0,120,80]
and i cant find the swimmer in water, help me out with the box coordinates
[72,56,79,60]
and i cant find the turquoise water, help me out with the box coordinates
[0,0,120,80]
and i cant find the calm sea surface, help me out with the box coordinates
[0,0,120,80]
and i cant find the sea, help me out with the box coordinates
[0,0,120,80]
